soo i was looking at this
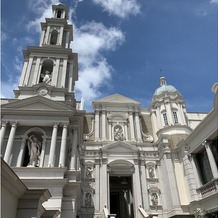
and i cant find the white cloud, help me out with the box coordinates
[26,0,60,32]
[210,0,218,3]
[92,0,141,18]
[72,21,125,109]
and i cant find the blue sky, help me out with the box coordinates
[1,0,217,112]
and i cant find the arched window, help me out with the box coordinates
[56,9,62,18]
[39,59,53,84]
[50,29,58,45]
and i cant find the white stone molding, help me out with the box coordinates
[59,122,69,167]
[48,122,59,167]
[4,121,18,164]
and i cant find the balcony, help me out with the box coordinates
[197,178,218,197]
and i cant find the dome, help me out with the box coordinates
[153,77,178,96]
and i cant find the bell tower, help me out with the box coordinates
[15,3,78,102]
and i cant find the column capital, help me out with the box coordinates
[61,122,69,127]
[202,140,212,148]
[10,121,18,127]
[52,122,59,127]
[95,158,100,165]
[1,121,8,127]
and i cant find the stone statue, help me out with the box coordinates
[27,135,41,167]
[84,192,92,206]
[151,193,158,205]
[86,166,93,178]
[148,167,155,178]
[42,71,51,84]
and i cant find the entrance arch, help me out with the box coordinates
[108,160,135,218]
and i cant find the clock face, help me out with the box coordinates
[37,86,48,96]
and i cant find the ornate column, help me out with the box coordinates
[102,109,106,141]
[156,105,163,128]
[4,122,17,164]
[190,154,201,188]
[0,121,8,149]
[165,101,173,125]
[151,110,158,134]
[70,127,78,170]
[129,111,135,142]
[94,109,100,141]
[45,25,50,44]
[59,123,68,167]
[135,111,142,143]
[108,120,112,141]
[24,57,33,86]
[183,152,199,201]
[133,159,143,216]
[16,137,27,167]
[124,121,128,141]
[203,140,217,178]
[100,157,108,210]
[19,60,28,86]
[140,160,149,210]
[95,158,100,211]
[61,59,67,87]
[163,153,181,210]
[48,123,59,167]
[39,137,47,167]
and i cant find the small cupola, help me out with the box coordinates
[52,3,68,20]
[153,77,179,97]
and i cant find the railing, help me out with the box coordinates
[197,178,218,197]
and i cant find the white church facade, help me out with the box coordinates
[1,3,218,218]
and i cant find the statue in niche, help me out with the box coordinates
[114,125,124,141]
[86,166,93,178]
[41,70,51,84]
[151,193,158,205]
[148,166,155,178]
[84,192,92,206]
[27,135,41,167]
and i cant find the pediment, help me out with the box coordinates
[93,94,140,105]
[2,96,72,112]
[102,141,138,153]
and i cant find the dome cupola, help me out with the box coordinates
[153,77,179,96]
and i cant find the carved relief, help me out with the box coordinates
[113,124,125,141]
[148,187,161,207]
